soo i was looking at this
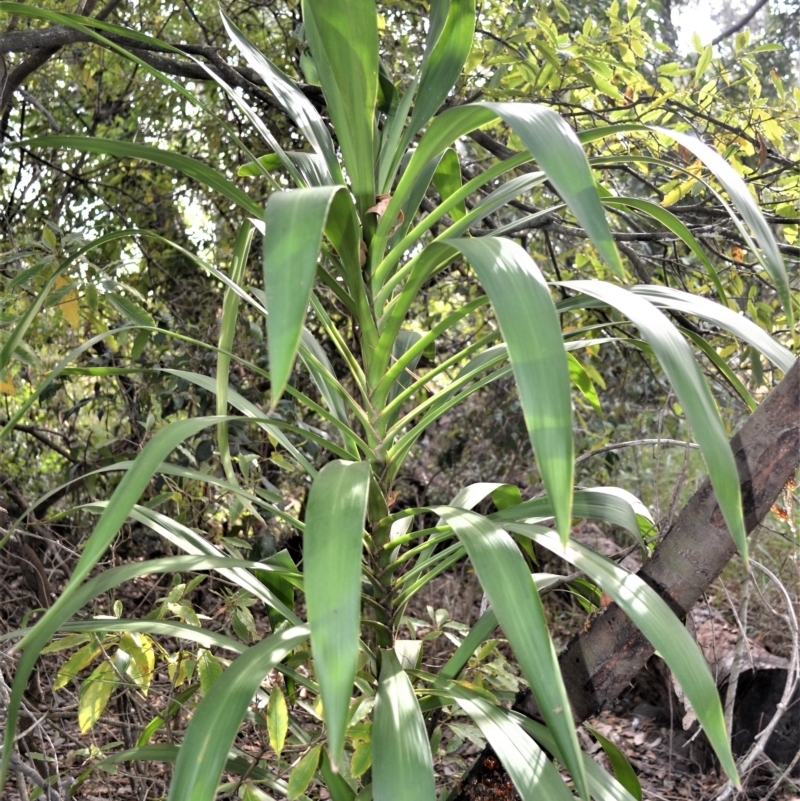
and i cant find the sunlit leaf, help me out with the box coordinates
[267,683,289,757]
[304,460,370,767]
[373,649,435,801]
[78,661,117,732]
[439,507,589,800]
[446,237,574,540]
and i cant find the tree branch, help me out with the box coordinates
[0,22,316,116]
[712,0,771,46]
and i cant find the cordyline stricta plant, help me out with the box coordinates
[0,1,795,799]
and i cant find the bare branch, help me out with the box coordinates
[712,0,771,46]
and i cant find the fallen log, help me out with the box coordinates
[455,358,799,800]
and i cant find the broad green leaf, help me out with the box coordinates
[106,293,155,328]
[78,660,117,732]
[447,237,574,540]
[445,682,574,801]
[487,104,621,276]
[493,486,652,543]
[263,186,361,404]
[630,285,794,373]
[304,460,370,767]
[563,281,747,562]
[404,0,476,150]
[587,725,642,801]
[22,136,261,217]
[268,684,289,757]
[657,128,793,333]
[221,10,343,185]
[439,507,589,800]
[378,103,622,276]
[288,745,322,800]
[517,716,640,801]
[197,649,224,693]
[302,0,378,217]
[507,523,739,785]
[168,625,310,801]
[372,650,436,801]
[40,633,90,655]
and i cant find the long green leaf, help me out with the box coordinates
[656,128,793,333]
[563,280,748,562]
[263,186,357,403]
[444,683,574,801]
[507,523,739,785]
[168,625,310,801]
[403,0,476,151]
[631,285,794,373]
[439,507,589,801]
[517,716,640,801]
[221,10,343,185]
[372,650,436,801]
[601,196,727,305]
[304,460,371,767]
[586,726,643,801]
[447,237,574,540]
[432,149,467,220]
[164,369,318,475]
[120,504,301,623]
[22,136,261,217]
[218,222,255,494]
[493,487,652,544]
[302,0,378,217]
[438,573,563,682]
[375,103,622,276]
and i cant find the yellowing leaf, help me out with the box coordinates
[54,643,101,690]
[78,661,117,732]
[267,683,288,757]
[55,276,80,329]
[661,177,696,207]
[119,632,155,695]
[287,744,321,800]
[0,371,14,395]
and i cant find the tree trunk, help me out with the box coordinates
[455,358,799,800]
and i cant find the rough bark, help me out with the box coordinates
[456,358,800,800]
